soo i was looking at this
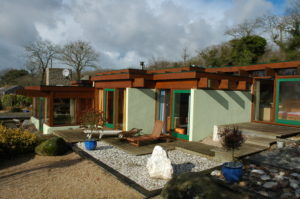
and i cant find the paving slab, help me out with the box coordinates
[53,129,86,143]
[212,143,268,162]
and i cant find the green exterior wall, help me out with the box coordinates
[126,88,156,134]
[190,89,252,141]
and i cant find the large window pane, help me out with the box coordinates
[157,90,171,133]
[277,80,300,123]
[53,98,76,125]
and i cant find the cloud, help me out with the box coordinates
[0,0,282,70]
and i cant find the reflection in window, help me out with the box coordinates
[53,98,76,125]
[278,80,300,122]
[277,68,297,76]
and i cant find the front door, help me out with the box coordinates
[171,90,191,140]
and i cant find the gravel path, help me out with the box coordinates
[77,141,221,191]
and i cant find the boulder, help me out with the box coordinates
[35,137,69,156]
[146,145,173,180]
[161,172,247,199]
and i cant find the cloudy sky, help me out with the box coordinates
[0,0,290,70]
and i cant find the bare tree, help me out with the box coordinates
[225,18,263,38]
[25,40,57,84]
[59,41,99,80]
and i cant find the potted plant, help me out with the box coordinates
[218,126,245,183]
[79,109,105,150]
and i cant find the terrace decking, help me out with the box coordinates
[219,122,300,139]
[53,129,269,160]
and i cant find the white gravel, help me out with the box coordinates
[77,141,221,191]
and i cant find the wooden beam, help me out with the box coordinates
[237,81,247,90]
[219,79,229,90]
[94,81,132,88]
[153,71,197,80]
[132,78,145,87]
[155,80,197,89]
[198,77,208,88]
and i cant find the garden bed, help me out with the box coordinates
[76,141,221,191]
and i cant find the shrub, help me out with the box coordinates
[35,137,69,156]
[1,94,15,109]
[218,126,245,161]
[0,125,38,158]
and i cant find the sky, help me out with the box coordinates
[0,0,291,71]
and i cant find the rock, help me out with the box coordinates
[278,179,289,188]
[239,181,247,187]
[251,169,265,175]
[295,189,300,197]
[275,174,285,181]
[280,192,293,199]
[279,171,286,176]
[260,175,271,181]
[270,169,278,173]
[35,137,69,156]
[290,173,300,178]
[257,181,262,186]
[263,181,278,189]
[258,191,268,197]
[161,172,247,199]
[21,119,32,128]
[210,170,221,177]
[289,179,299,189]
[146,146,173,180]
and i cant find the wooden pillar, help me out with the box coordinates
[48,92,54,126]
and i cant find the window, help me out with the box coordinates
[53,98,76,125]
[276,79,300,125]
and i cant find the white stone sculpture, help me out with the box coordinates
[146,145,173,180]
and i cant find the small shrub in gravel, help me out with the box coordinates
[35,137,69,156]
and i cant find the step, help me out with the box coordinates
[239,128,278,139]
[245,136,276,147]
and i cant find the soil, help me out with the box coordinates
[0,152,143,199]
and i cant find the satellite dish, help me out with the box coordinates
[62,69,70,78]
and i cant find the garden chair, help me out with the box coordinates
[125,120,172,146]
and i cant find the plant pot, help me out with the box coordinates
[222,162,243,183]
[84,140,97,150]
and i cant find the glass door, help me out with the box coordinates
[39,97,44,131]
[104,89,115,128]
[157,90,170,133]
[171,90,191,140]
[276,78,300,125]
[254,79,274,122]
